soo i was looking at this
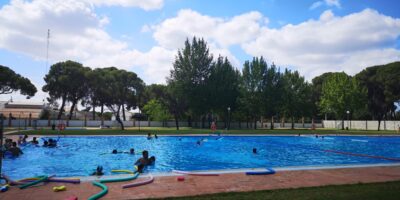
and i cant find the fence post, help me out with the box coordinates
[28,113,32,127]
[8,113,12,127]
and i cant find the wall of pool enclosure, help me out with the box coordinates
[2,118,400,130]
[3,119,324,129]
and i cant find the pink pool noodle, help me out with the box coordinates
[122,175,154,189]
[172,170,219,176]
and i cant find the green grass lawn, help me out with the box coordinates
[7,126,399,135]
[164,181,400,200]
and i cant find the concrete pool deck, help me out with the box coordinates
[2,165,400,200]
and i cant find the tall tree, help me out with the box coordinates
[142,99,172,125]
[262,62,283,129]
[208,56,240,128]
[356,61,400,130]
[169,37,213,125]
[319,72,366,129]
[239,57,268,129]
[102,67,144,130]
[43,60,89,119]
[0,65,37,98]
[311,72,339,119]
[282,69,312,129]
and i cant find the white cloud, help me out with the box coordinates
[1,0,399,93]
[310,0,340,10]
[153,9,264,49]
[243,9,400,80]
[84,0,163,10]
[310,1,324,10]
[0,0,176,91]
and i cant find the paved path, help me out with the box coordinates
[1,166,400,200]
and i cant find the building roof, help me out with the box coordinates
[0,101,44,119]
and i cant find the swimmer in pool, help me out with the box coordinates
[91,166,104,176]
[135,150,156,172]
[147,133,152,140]
[31,137,39,145]
[9,142,23,157]
[253,148,257,154]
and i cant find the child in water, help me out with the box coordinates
[92,166,104,176]
[135,150,156,172]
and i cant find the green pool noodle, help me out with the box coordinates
[88,181,108,200]
[19,176,48,189]
[99,172,139,183]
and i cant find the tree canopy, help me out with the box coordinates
[0,65,37,98]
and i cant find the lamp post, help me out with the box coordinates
[346,110,350,130]
[227,107,231,130]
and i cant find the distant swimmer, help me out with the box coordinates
[253,148,257,154]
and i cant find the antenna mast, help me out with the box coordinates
[44,29,50,104]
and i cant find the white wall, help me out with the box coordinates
[323,120,400,131]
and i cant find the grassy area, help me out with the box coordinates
[3,127,17,132]
[164,181,400,200]
[7,126,399,135]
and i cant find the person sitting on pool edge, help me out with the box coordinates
[135,150,156,172]
[9,142,23,157]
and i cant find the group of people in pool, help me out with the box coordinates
[1,138,23,157]
[1,135,60,158]
[147,133,158,140]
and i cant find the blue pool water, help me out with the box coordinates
[3,135,400,179]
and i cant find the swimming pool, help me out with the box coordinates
[3,135,400,179]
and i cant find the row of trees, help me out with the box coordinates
[1,37,399,130]
[42,61,144,129]
[142,37,400,130]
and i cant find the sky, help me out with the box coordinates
[0,0,400,103]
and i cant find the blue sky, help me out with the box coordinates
[0,0,399,102]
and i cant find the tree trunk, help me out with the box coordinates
[291,116,294,129]
[57,96,67,120]
[92,103,96,120]
[342,117,345,130]
[377,119,381,131]
[68,99,78,120]
[188,116,192,127]
[122,104,126,121]
[100,104,104,126]
[201,115,205,129]
[116,105,124,130]
[174,114,179,130]
[254,118,257,130]
[270,116,274,130]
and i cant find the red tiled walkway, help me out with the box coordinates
[1,166,400,200]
